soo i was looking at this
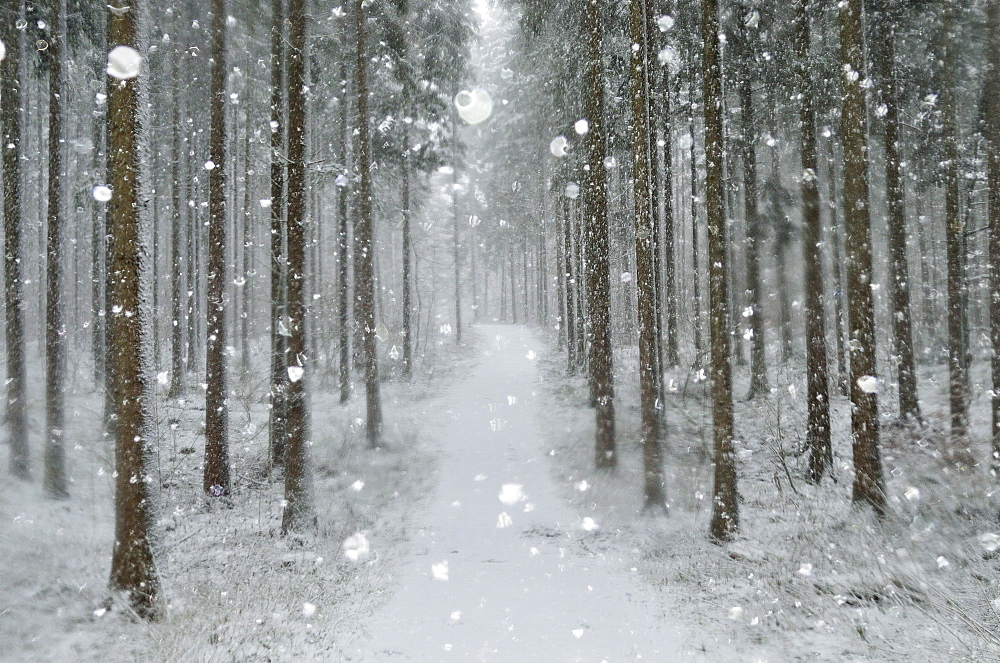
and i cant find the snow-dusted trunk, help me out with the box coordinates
[839,0,886,516]
[738,75,767,399]
[452,121,463,345]
[281,0,317,534]
[629,0,665,513]
[583,0,616,470]
[106,0,163,619]
[43,0,68,500]
[703,0,737,541]
[989,0,1000,474]
[942,7,967,443]
[402,125,413,379]
[562,198,576,371]
[795,0,831,483]
[269,0,288,467]
[337,57,351,402]
[2,1,29,481]
[204,0,231,498]
[879,17,919,425]
[168,24,185,400]
[355,0,383,447]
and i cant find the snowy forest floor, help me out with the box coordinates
[3,324,1000,661]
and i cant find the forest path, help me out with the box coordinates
[350,325,697,662]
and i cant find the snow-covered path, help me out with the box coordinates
[352,325,699,662]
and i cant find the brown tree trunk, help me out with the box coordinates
[106,0,163,620]
[2,1,29,480]
[988,0,1000,475]
[337,55,351,402]
[880,17,920,424]
[562,198,576,371]
[796,0,832,482]
[355,0,383,446]
[168,25,185,400]
[583,0,615,469]
[942,7,967,442]
[704,0,738,541]
[43,0,69,499]
[630,0,665,512]
[269,0,288,468]
[839,0,887,515]
[402,125,414,379]
[204,0,231,498]
[281,0,318,534]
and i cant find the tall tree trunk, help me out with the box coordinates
[839,0,886,515]
[240,119,252,376]
[942,6,966,442]
[880,18,920,424]
[2,1,29,480]
[562,198,576,371]
[402,126,413,379]
[269,0,288,468]
[204,0,231,498]
[106,0,163,620]
[337,58,351,402]
[661,61,678,368]
[629,0,665,512]
[44,0,69,499]
[583,0,615,469]
[282,0,318,533]
[92,50,107,391]
[739,74,768,399]
[689,90,703,357]
[168,27,185,400]
[987,0,1000,475]
[796,0,832,482]
[355,0,383,446]
[704,0,738,541]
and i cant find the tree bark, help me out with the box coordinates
[168,24,185,400]
[106,0,163,619]
[704,0,738,541]
[629,0,665,512]
[2,1,29,481]
[583,0,616,470]
[795,0,832,483]
[204,0,231,498]
[880,16,920,424]
[269,0,288,468]
[988,0,1000,475]
[281,0,318,534]
[337,56,351,402]
[839,0,887,515]
[355,0,383,447]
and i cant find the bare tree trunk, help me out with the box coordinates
[168,26,185,400]
[203,0,231,498]
[689,91,703,357]
[269,0,288,468]
[629,0,665,512]
[2,1,29,480]
[739,75,768,399]
[106,0,163,620]
[796,0,831,482]
[562,198,576,371]
[402,126,414,379]
[942,6,967,442]
[355,0,383,446]
[988,0,1000,475]
[452,121,462,344]
[92,51,107,391]
[43,0,69,499]
[704,0,738,541]
[839,0,886,515]
[240,118,252,376]
[880,17,920,424]
[337,56,351,402]
[281,0,318,533]
[583,0,615,469]
[661,60,678,368]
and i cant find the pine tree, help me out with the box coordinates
[629,0,665,512]
[204,0,231,498]
[795,0,831,482]
[2,0,29,481]
[839,0,886,515]
[106,0,163,619]
[704,0,738,541]
[281,0,318,534]
[583,0,615,470]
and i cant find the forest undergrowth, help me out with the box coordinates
[538,342,1000,662]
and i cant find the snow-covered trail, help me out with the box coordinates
[351,325,700,662]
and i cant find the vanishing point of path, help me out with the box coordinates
[350,325,700,662]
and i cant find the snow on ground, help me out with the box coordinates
[4,326,1000,661]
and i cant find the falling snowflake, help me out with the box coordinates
[343,532,370,562]
[549,135,569,158]
[432,560,449,581]
[107,45,142,79]
[498,484,525,505]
